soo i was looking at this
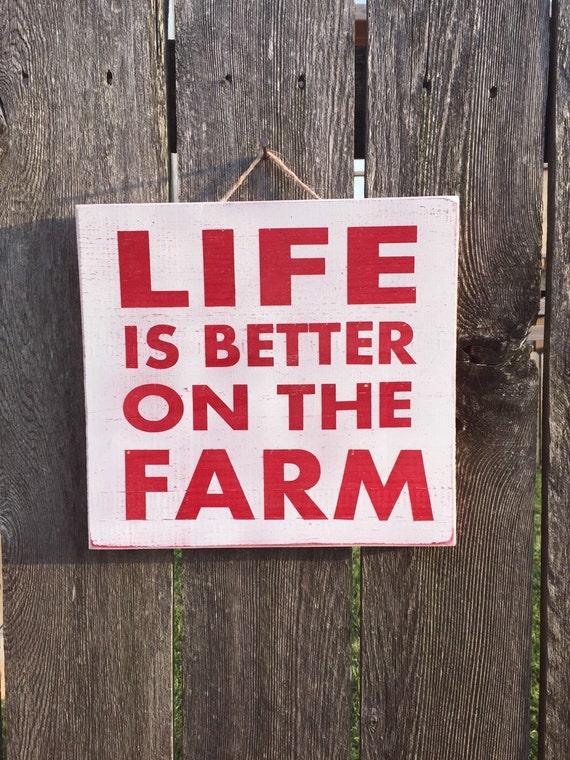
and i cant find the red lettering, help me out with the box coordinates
[203,229,236,306]
[176,450,254,519]
[276,323,309,366]
[125,326,138,368]
[146,324,179,369]
[259,228,328,305]
[125,449,169,520]
[321,383,372,429]
[379,322,415,364]
[347,226,417,304]
[346,321,373,364]
[334,449,433,520]
[192,385,248,430]
[118,231,189,308]
[204,325,240,367]
[125,325,179,369]
[276,384,316,430]
[379,382,412,428]
[263,450,326,519]
[123,384,184,432]
[308,322,341,364]
[247,324,274,366]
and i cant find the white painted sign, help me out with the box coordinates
[76,197,458,549]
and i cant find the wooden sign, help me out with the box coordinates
[76,197,458,548]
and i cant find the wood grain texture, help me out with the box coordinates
[181,550,352,759]
[541,2,570,757]
[0,2,172,757]
[175,0,354,203]
[174,1,354,756]
[363,1,548,758]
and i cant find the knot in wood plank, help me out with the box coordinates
[462,341,506,367]
[459,331,532,368]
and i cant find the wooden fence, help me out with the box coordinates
[0,0,567,757]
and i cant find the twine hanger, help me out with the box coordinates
[221,139,321,202]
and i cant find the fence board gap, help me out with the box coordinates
[350,547,362,759]
[541,1,570,757]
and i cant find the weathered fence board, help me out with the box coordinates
[541,1,570,757]
[362,1,548,758]
[174,0,354,756]
[0,3,172,758]
[0,0,563,757]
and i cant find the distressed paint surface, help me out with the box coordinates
[77,197,458,548]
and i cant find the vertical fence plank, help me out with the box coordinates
[0,2,172,757]
[362,2,548,758]
[541,2,570,757]
[174,1,354,757]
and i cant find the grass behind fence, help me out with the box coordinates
[0,474,542,758]
[171,477,541,760]
[350,547,361,759]
[530,472,542,759]
[173,549,183,759]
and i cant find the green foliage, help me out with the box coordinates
[173,549,183,760]
[530,473,542,759]
[350,547,362,759]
